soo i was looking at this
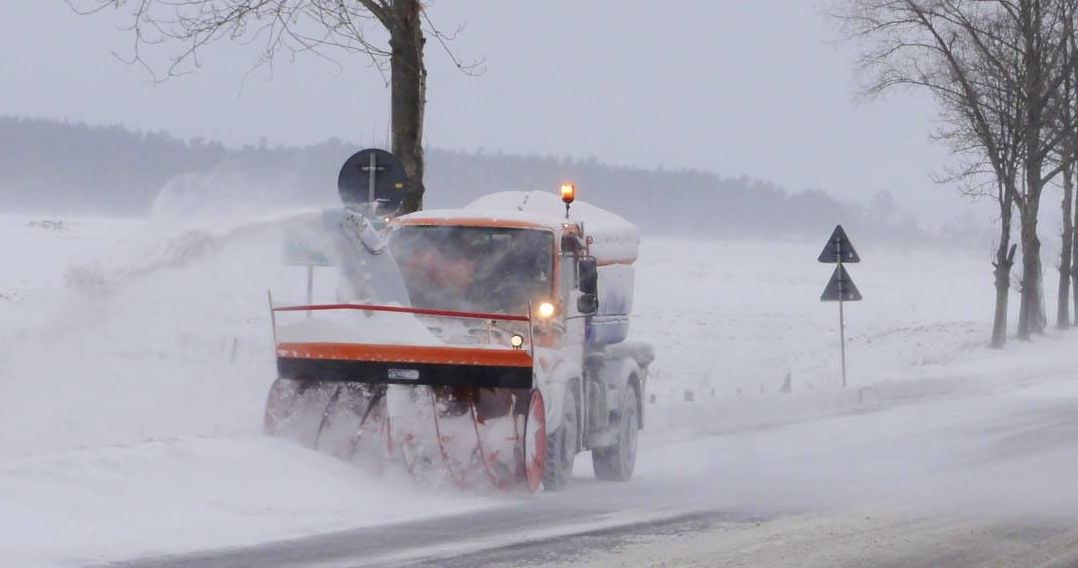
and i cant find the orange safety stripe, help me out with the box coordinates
[276,342,534,368]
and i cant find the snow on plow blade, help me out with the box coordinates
[264,303,546,492]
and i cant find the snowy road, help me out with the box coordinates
[111,377,1078,568]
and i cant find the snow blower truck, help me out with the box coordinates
[263,149,653,492]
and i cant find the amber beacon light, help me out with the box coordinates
[560,182,576,218]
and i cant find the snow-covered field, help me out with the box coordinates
[637,236,1078,443]
[1,211,1076,566]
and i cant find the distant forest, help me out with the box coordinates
[0,116,964,242]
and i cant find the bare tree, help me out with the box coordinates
[70,0,479,214]
[937,77,1023,346]
[1069,167,1078,323]
[1057,136,1075,328]
[1065,4,1078,324]
[839,0,1024,347]
[1056,24,1075,328]
[840,0,1078,342]
[1069,145,1078,325]
[1011,0,1075,338]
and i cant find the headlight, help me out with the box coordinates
[536,301,556,319]
[510,334,525,349]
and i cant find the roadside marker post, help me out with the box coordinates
[818,225,862,389]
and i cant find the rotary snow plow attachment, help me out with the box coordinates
[263,303,547,492]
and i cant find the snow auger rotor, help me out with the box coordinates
[264,303,547,493]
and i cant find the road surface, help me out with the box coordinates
[109,379,1078,568]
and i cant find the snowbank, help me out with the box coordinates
[0,437,497,566]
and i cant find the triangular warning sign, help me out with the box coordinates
[821,264,862,302]
[818,225,860,264]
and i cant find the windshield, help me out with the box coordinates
[388,225,555,315]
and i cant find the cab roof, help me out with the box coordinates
[393,209,569,232]
[394,191,640,265]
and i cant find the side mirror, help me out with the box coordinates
[578,257,598,295]
[577,257,599,316]
[577,293,599,315]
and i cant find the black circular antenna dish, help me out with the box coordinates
[338,148,410,210]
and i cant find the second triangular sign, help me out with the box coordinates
[821,264,863,302]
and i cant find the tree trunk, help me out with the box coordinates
[991,186,1016,348]
[1017,2,1049,339]
[1074,165,1078,323]
[1060,161,1075,328]
[1017,198,1046,340]
[1017,147,1045,339]
[389,0,427,214]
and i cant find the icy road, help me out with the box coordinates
[3,213,1078,566]
[112,377,1078,568]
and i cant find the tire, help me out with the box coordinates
[593,384,639,482]
[542,386,578,490]
[522,389,546,493]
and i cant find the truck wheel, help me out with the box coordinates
[592,385,638,482]
[542,387,578,490]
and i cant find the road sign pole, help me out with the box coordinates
[839,294,847,389]
[305,265,314,304]
[836,238,847,389]
[367,151,377,216]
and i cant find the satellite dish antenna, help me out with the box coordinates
[337,148,411,214]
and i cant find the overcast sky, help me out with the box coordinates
[2,1,972,223]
